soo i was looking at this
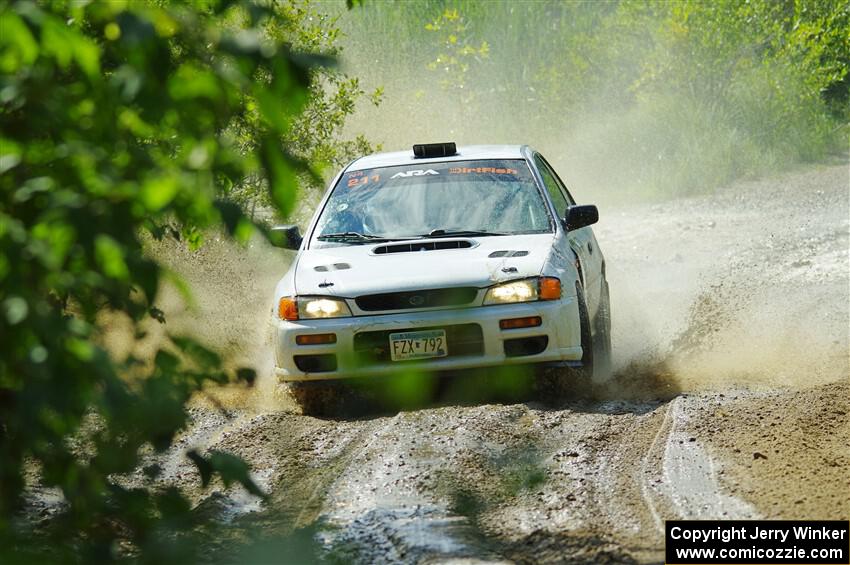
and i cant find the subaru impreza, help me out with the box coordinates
[270,143,610,413]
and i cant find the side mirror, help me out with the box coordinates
[269,225,302,250]
[563,205,599,231]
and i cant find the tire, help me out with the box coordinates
[285,381,341,416]
[534,281,593,403]
[592,278,612,379]
[573,281,594,380]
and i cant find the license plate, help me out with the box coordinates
[389,329,448,361]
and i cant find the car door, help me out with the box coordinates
[533,154,602,316]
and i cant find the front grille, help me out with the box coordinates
[353,323,484,365]
[355,287,478,312]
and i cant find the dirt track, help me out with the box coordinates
[129,163,849,562]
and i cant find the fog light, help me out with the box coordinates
[296,333,337,345]
[499,316,542,330]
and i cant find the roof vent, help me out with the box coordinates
[413,142,457,158]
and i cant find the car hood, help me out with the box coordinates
[293,234,554,296]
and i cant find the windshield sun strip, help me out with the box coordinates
[306,157,555,249]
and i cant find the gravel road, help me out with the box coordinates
[128,163,849,563]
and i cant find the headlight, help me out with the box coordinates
[278,296,352,320]
[483,277,561,305]
[484,279,538,304]
[300,297,351,319]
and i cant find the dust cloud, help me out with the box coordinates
[99,233,294,413]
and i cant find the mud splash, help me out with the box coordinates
[599,164,848,395]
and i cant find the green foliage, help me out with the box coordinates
[222,0,383,214]
[0,0,339,560]
[594,0,848,192]
[340,0,848,199]
[425,8,489,103]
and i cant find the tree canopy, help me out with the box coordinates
[0,0,341,560]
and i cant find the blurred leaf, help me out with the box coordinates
[2,296,28,325]
[288,51,336,73]
[187,450,213,487]
[156,486,191,520]
[115,10,157,46]
[245,2,274,25]
[168,63,223,102]
[187,449,266,499]
[254,84,291,133]
[154,350,180,374]
[94,234,130,281]
[260,135,298,216]
[149,307,166,324]
[220,29,267,58]
[171,336,221,372]
[41,15,100,78]
[207,450,266,498]
[135,257,160,303]
[236,367,256,386]
[140,174,180,212]
[162,267,195,310]
[143,463,162,479]
[0,11,39,72]
[214,199,244,236]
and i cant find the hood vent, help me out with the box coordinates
[314,263,351,272]
[488,250,529,258]
[374,240,473,255]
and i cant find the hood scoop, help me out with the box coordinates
[373,239,473,255]
[314,263,351,272]
[488,250,529,258]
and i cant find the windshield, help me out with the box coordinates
[311,159,552,246]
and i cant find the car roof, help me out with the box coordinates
[346,144,531,172]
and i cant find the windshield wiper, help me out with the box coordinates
[317,231,409,244]
[422,229,509,238]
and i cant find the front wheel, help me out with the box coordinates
[285,381,342,416]
[534,281,593,402]
[573,281,594,380]
[592,278,612,379]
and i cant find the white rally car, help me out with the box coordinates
[270,143,610,413]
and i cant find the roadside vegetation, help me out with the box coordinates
[338,0,849,200]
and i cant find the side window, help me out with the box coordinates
[534,154,569,219]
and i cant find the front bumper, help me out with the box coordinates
[273,298,583,382]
